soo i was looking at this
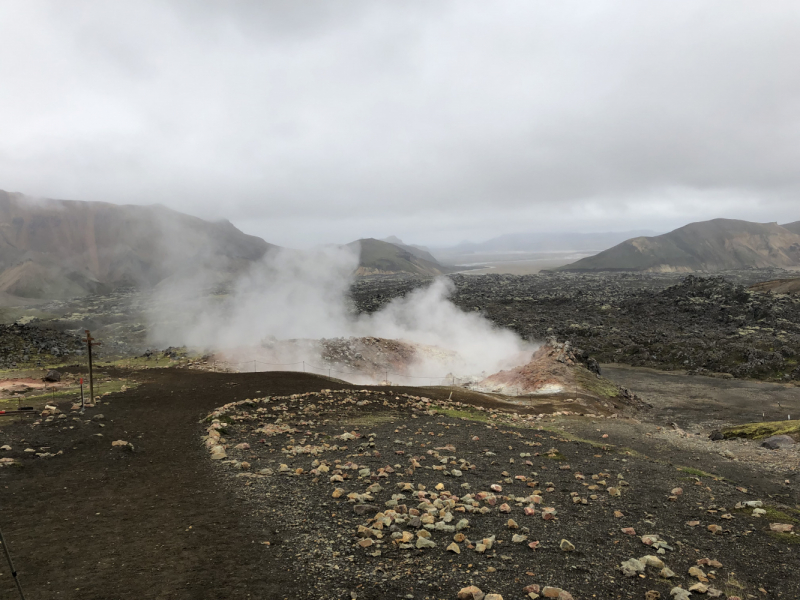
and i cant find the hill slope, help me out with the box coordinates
[0,190,276,299]
[782,221,800,235]
[349,238,445,276]
[556,219,800,272]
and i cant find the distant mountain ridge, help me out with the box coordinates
[0,191,451,302]
[0,190,276,300]
[556,218,800,272]
[433,230,660,259]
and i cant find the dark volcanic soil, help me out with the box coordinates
[1,369,797,599]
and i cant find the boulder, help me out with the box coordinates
[43,369,61,382]
[761,435,795,450]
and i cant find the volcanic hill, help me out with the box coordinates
[556,218,800,273]
[349,238,447,276]
[0,190,276,301]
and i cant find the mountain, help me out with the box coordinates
[349,238,446,276]
[0,190,276,300]
[555,219,800,273]
[380,236,440,265]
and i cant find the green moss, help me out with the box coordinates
[767,531,800,545]
[763,506,800,523]
[721,420,800,441]
[573,368,619,399]
[429,405,489,423]
[676,466,717,478]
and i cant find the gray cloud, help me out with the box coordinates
[1,1,799,246]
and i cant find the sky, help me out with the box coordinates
[1,1,799,248]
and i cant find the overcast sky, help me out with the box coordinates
[1,1,799,247]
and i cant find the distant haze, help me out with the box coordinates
[1,2,800,246]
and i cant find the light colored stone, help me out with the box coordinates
[620,558,645,577]
[640,555,664,569]
[457,585,485,600]
[559,539,575,552]
[669,588,691,600]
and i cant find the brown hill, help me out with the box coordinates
[348,238,446,276]
[557,218,800,272]
[0,190,276,300]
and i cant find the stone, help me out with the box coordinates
[688,566,708,581]
[761,435,795,450]
[620,558,645,577]
[688,583,708,594]
[645,592,661,600]
[621,527,636,535]
[660,567,676,578]
[111,440,131,449]
[541,588,562,598]
[669,588,691,600]
[0,445,10,451]
[640,555,664,569]
[43,370,61,382]
[457,585,485,600]
[234,442,250,450]
[512,534,528,543]
[769,523,794,533]
[416,537,436,549]
[559,539,575,552]
[446,542,461,554]
[507,519,518,529]
[484,595,503,600]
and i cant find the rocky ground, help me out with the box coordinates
[2,269,799,384]
[351,270,800,381]
[0,368,797,599]
[206,387,798,600]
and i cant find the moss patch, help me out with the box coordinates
[429,405,489,423]
[573,368,619,399]
[676,466,718,478]
[721,419,800,441]
[767,531,800,545]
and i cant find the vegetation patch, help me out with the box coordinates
[430,405,489,423]
[767,531,800,545]
[721,419,800,440]
[676,466,718,478]
[573,368,619,399]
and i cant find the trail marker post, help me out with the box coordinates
[81,331,102,405]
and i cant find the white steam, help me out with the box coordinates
[147,243,534,383]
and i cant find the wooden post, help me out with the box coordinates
[82,330,102,405]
